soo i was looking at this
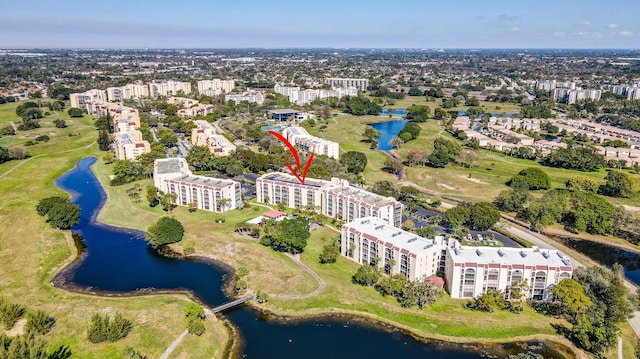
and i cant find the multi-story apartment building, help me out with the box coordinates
[273,84,300,97]
[114,130,151,160]
[341,217,457,279]
[324,78,369,91]
[149,81,192,97]
[226,89,266,105]
[445,246,573,301]
[197,79,235,94]
[567,89,602,104]
[256,173,403,227]
[282,126,339,160]
[191,120,236,156]
[70,89,107,108]
[153,158,243,212]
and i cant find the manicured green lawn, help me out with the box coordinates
[0,102,229,358]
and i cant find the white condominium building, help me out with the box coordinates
[198,79,235,94]
[445,246,573,301]
[324,78,369,91]
[153,158,243,212]
[149,81,192,97]
[273,84,300,97]
[256,173,403,227]
[191,120,236,156]
[70,89,107,108]
[282,126,339,160]
[226,89,266,105]
[567,89,601,104]
[114,130,151,161]
[341,217,457,279]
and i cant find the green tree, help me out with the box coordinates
[551,278,592,317]
[427,149,450,168]
[35,196,80,230]
[53,119,67,128]
[319,241,340,264]
[362,127,382,143]
[406,104,431,122]
[146,186,159,207]
[508,168,551,190]
[67,107,84,118]
[565,177,599,193]
[184,302,205,320]
[98,130,111,151]
[0,146,9,164]
[340,151,368,174]
[159,192,177,213]
[494,188,531,213]
[599,171,637,198]
[157,129,178,146]
[146,217,185,248]
[352,265,381,286]
[433,107,450,120]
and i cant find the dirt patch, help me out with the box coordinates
[436,182,457,190]
[457,174,486,184]
[6,318,26,337]
[623,205,640,213]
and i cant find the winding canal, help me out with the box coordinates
[53,157,566,358]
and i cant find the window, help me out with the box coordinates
[400,254,410,279]
[203,190,210,210]
[169,183,176,194]
[180,186,187,205]
[369,242,378,266]
[361,240,369,264]
[558,272,571,282]
[215,192,222,211]
[460,268,476,298]
[486,269,499,291]
[306,190,314,207]
[347,233,355,258]
[360,206,367,218]
[191,187,198,205]
[532,271,547,301]
[348,202,355,222]
[294,188,301,208]
[384,248,393,275]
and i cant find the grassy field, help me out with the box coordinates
[369,95,522,114]
[310,112,638,209]
[0,101,229,358]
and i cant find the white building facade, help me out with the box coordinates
[153,158,242,212]
[445,246,573,301]
[341,217,456,279]
[282,126,339,160]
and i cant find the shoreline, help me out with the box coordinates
[51,156,582,359]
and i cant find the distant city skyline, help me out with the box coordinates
[1,0,639,49]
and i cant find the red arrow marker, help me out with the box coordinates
[268,130,314,184]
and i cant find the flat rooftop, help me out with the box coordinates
[448,246,572,268]
[327,185,397,207]
[259,172,329,188]
[171,175,237,188]
[345,217,436,253]
[155,158,184,174]
[268,109,300,115]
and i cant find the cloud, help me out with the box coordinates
[579,20,591,26]
[553,32,566,38]
[619,31,633,36]
[609,24,619,28]
[511,27,520,32]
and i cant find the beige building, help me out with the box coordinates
[191,120,236,156]
[197,79,235,94]
[324,78,369,91]
[153,158,243,212]
[114,130,151,160]
[445,246,573,301]
[70,89,107,108]
[342,217,456,279]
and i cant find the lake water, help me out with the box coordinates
[379,109,407,116]
[53,157,567,358]
[562,238,640,285]
[370,120,408,151]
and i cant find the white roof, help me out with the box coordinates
[344,217,437,254]
[448,246,572,268]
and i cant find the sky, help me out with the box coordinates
[1,0,639,49]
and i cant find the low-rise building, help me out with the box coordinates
[341,217,457,279]
[114,130,151,160]
[191,120,236,156]
[445,246,573,301]
[282,126,339,160]
[153,158,243,212]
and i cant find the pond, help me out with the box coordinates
[562,238,640,286]
[53,157,568,358]
[370,119,408,151]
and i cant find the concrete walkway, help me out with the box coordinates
[159,329,188,359]
[269,253,326,299]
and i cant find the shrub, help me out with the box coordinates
[352,265,381,286]
[0,300,25,330]
[319,242,339,264]
[0,126,15,136]
[187,318,205,336]
[87,312,132,343]
[508,168,551,190]
[145,217,185,248]
[25,310,55,335]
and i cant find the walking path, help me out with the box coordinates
[269,253,325,299]
[158,329,188,359]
